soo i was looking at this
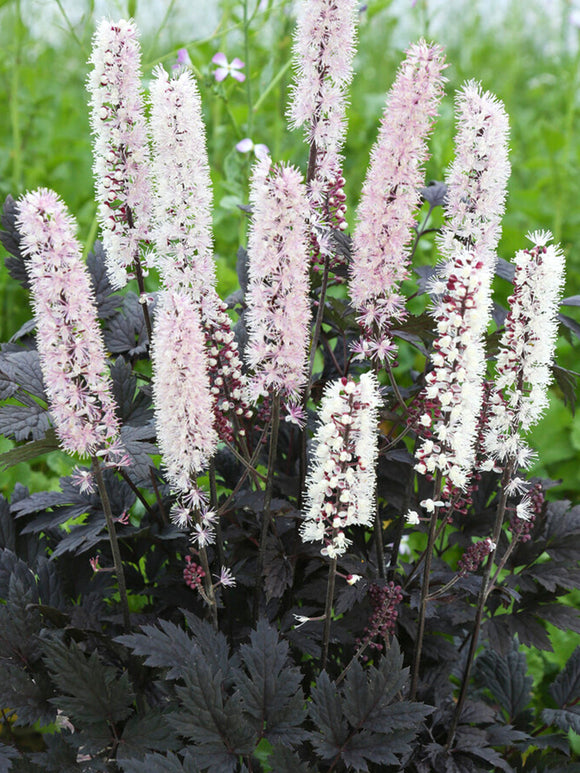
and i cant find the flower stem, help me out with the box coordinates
[321,556,338,671]
[91,456,131,631]
[194,517,219,631]
[410,473,442,699]
[255,392,281,617]
[445,462,513,749]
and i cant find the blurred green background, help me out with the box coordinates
[1,0,580,493]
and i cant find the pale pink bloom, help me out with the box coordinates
[151,290,218,495]
[485,231,565,466]
[214,566,236,588]
[438,81,510,265]
[288,0,358,199]
[301,373,381,558]
[415,84,510,491]
[236,138,270,159]
[16,189,122,459]
[349,40,447,364]
[245,159,311,401]
[149,66,251,440]
[149,65,216,298]
[212,52,245,82]
[87,18,152,289]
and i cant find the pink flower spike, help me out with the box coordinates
[16,188,123,460]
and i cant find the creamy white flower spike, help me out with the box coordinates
[301,373,381,558]
[484,231,565,467]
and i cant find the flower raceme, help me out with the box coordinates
[149,65,250,442]
[485,231,565,466]
[151,290,218,498]
[301,373,381,558]
[413,83,510,492]
[288,0,358,200]
[245,159,311,402]
[16,189,122,460]
[349,40,447,364]
[87,18,152,289]
[149,64,215,299]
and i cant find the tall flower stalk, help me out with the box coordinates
[149,64,250,444]
[349,40,447,364]
[485,231,565,467]
[414,82,510,494]
[410,83,510,697]
[16,187,130,628]
[245,158,311,403]
[301,372,381,668]
[87,18,152,300]
[288,0,358,197]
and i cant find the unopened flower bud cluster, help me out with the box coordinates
[301,373,380,558]
[357,581,403,657]
[457,538,495,576]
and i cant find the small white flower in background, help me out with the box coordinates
[173,48,192,69]
[212,52,246,82]
[419,499,444,514]
[236,138,270,160]
[405,510,421,525]
[293,614,312,628]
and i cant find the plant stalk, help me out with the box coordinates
[321,556,338,671]
[92,456,131,630]
[445,462,514,749]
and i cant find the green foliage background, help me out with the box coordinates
[0,0,580,690]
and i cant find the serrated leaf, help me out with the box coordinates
[104,293,149,357]
[116,711,180,762]
[116,619,196,680]
[267,746,315,773]
[0,663,55,727]
[119,752,200,773]
[0,496,15,551]
[542,706,580,735]
[110,357,153,426]
[1,195,30,290]
[42,636,135,726]
[233,619,306,745]
[309,671,349,759]
[0,350,46,399]
[529,564,580,592]
[87,242,120,320]
[171,658,255,768]
[0,430,60,471]
[550,646,580,707]
[263,548,294,601]
[420,180,447,207]
[0,741,19,772]
[473,642,532,721]
[182,609,234,682]
[0,402,51,442]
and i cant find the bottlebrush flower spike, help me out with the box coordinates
[149,65,250,440]
[438,80,510,264]
[149,65,216,298]
[349,40,447,364]
[245,158,311,401]
[151,290,218,496]
[301,373,381,558]
[288,0,358,199]
[414,84,510,492]
[87,18,152,289]
[485,231,565,466]
[16,188,121,458]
